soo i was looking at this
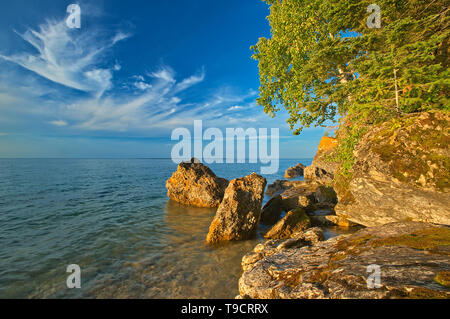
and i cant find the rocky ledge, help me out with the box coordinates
[239,222,450,299]
[335,111,450,226]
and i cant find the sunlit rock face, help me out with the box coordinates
[304,136,339,184]
[239,222,450,299]
[206,173,267,244]
[166,161,229,208]
[335,111,450,227]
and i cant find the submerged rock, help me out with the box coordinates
[239,222,450,299]
[166,161,229,208]
[264,208,311,239]
[335,111,450,227]
[260,195,283,225]
[284,163,306,179]
[206,173,267,243]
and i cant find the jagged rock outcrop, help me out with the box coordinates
[260,195,283,225]
[280,187,315,212]
[206,173,267,243]
[264,208,311,239]
[279,182,337,213]
[304,136,339,184]
[284,163,306,179]
[166,160,229,207]
[335,111,450,227]
[266,180,307,196]
[239,222,450,299]
[263,179,340,229]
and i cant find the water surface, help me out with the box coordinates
[0,159,356,298]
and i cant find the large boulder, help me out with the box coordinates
[284,163,306,179]
[206,173,267,243]
[335,111,450,227]
[239,222,450,299]
[264,208,311,239]
[304,136,339,184]
[260,195,283,225]
[166,161,229,208]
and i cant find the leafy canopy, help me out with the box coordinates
[252,0,449,134]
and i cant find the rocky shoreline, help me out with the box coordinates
[239,222,450,299]
[164,112,449,299]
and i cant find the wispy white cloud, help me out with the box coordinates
[148,67,176,83]
[0,15,282,137]
[49,120,68,126]
[174,69,205,93]
[60,65,207,132]
[112,32,131,45]
[134,81,152,91]
[0,19,129,97]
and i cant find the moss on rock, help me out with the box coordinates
[370,227,450,251]
[370,111,450,192]
[434,271,450,288]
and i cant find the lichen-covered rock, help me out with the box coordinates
[166,161,229,208]
[260,195,283,225]
[281,187,315,212]
[239,222,450,299]
[284,163,306,179]
[242,227,325,272]
[434,272,450,288]
[265,180,337,213]
[206,173,267,243]
[266,180,308,196]
[264,208,311,239]
[304,136,339,184]
[335,111,450,227]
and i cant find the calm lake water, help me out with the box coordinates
[0,158,355,298]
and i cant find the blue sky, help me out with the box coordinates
[0,0,329,158]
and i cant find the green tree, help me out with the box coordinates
[252,0,449,135]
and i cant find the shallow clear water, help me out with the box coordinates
[0,158,356,298]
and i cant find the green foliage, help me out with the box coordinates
[328,124,367,177]
[252,0,449,134]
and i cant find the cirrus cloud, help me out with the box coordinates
[0,18,130,97]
